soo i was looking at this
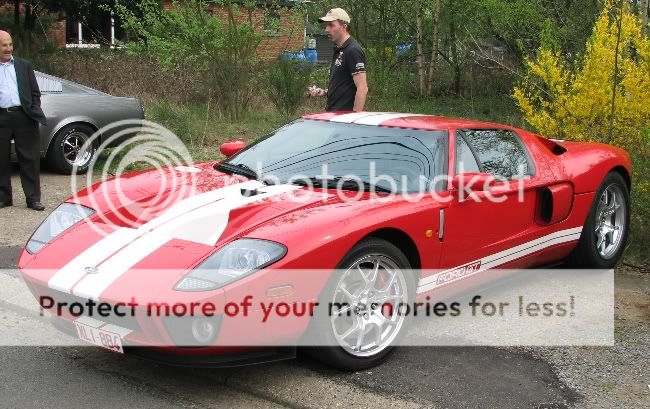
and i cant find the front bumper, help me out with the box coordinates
[49,316,296,368]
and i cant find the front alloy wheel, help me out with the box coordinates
[330,255,409,358]
[305,238,415,371]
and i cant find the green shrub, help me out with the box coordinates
[113,0,261,120]
[310,65,330,89]
[266,59,313,118]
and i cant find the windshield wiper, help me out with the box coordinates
[216,163,270,183]
[292,177,393,194]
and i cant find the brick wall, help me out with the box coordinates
[0,1,14,14]
[163,0,305,61]
[47,19,66,48]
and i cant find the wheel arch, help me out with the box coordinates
[361,228,422,270]
[610,165,631,192]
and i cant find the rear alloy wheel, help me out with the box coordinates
[305,238,415,370]
[594,184,627,260]
[567,172,630,268]
[46,124,97,174]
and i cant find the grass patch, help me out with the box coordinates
[93,98,288,174]
[144,98,287,163]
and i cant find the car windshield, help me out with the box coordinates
[222,119,448,193]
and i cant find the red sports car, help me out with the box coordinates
[18,112,631,370]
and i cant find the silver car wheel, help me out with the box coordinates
[594,184,626,259]
[330,255,408,358]
[62,130,93,167]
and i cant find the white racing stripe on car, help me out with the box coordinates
[329,112,385,123]
[72,232,172,300]
[139,180,265,233]
[479,227,583,269]
[353,113,427,126]
[48,227,141,294]
[137,181,299,245]
[60,181,301,300]
[417,227,583,294]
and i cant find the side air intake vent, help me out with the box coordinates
[537,136,567,155]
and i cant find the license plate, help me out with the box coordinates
[74,320,124,354]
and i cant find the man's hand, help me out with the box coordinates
[352,73,368,112]
[308,85,327,97]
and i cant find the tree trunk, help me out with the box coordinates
[608,0,624,144]
[14,0,20,27]
[641,0,649,37]
[426,0,441,96]
[449,20,462,96]
[24,0,32,30]
[24,0,33,48]
[416,1,425,96]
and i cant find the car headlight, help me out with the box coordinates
[175,239,287,292]
[26,203,95,254]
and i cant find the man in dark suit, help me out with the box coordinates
[0,30,47,211]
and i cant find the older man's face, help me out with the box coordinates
[325,21,347,44]
[0,35,13,62]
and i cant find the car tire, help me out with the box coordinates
[566,172,630,269]
[46,124,97,175]
[304,238,415,371]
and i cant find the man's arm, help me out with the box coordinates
[352,73,368,112]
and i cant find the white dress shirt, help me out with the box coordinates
[0,57,21,108]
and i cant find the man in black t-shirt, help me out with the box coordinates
[319,8,368,112]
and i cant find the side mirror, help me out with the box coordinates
[220,141,247,158]
[452,172,496,192]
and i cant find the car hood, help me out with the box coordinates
[68,161,382,244]
[70,162,316,243]
[19,162,381,301]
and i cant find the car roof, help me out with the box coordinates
[302,112,515,131]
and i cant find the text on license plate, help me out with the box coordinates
[74,321,124,354]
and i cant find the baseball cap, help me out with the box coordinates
[319,8,351,24]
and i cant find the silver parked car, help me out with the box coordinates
[12,72,144,174]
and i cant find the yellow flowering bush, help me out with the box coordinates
[513,0,650,153]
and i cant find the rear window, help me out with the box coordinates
[36,75,63,93]
[457,129,534,179]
